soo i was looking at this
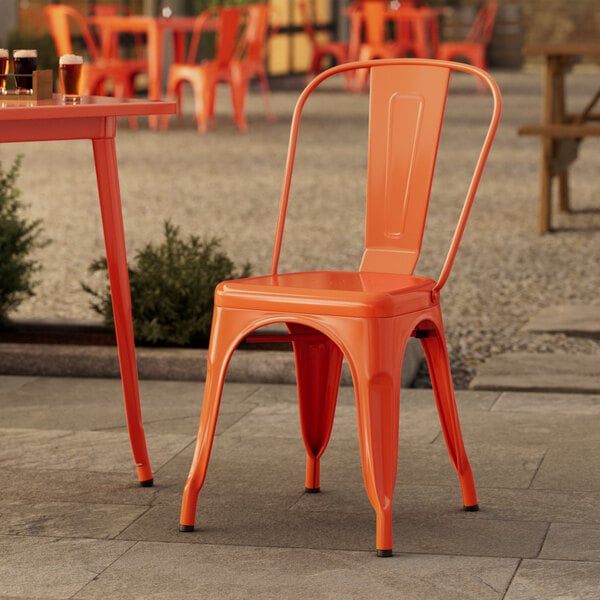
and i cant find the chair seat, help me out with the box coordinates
[216,271,436,317]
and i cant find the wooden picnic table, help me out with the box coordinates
[518,42,600,233]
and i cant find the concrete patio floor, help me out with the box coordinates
[2,374,600,599]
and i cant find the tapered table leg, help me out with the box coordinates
[92,129,153,486]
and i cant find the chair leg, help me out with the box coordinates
[113,79,138,129]
[179,315,238,531]
[160,77,178,130]
[352,48,373,92]
[257,68,275,122]
[353,364,401,557]
[190,72,210,133]
[419,326,478,511]
[344,322,404,556]
[288,324,343,492]
[229,62,249,132]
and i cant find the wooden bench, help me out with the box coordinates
[518,43,600,233]
[518,111,600,233]
[518,122,600,139]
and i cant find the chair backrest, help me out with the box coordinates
[467,1,498,45]
[361,2,388,46]
[44,4,100,61]
[187,7,244,68]
[236,3,276,64]
[298,0,316,43]
[271,59,502,292]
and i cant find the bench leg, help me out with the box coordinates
[558,172,570,213]
[539,144,552,234]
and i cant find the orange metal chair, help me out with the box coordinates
[230,3,278,126]
[351,1,406,91]
[299,0,350,81]
[44,4,146,99]
[178,59,502,557]
[163,7,245,132]
[391,5,440,59]
[436,1,498,71]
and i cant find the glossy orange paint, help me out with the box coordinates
[179,59,502,556]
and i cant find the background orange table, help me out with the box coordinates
[0,95,176,484]
[89,15,199,126]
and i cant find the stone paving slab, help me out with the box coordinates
[2,376,600,599]
[0,336,424,387]
[470,352,600,393]
[72,542,519,600]
[522,304,600,338]
[504,560,600,600]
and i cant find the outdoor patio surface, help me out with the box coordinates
[2,375,600,599]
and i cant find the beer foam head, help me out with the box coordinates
[0,48,8,58]
[59,54,83,65]
[13,49,37,58]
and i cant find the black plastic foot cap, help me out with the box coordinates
[179,524,195,532]
[140,478,154,488]
[463,504,479,512]
[305,487,321,494]
[377,549,393,558]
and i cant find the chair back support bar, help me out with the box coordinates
[362,64,449,275]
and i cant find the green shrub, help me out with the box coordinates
[83,221,252,347]
[0,156,45,325]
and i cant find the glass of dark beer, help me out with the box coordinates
[13,49,37,94]
[0,49,9,94]
[59,54,83,103]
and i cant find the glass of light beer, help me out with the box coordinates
[59,54,83,103]
[13,49,37,94]
[0,49,9,94]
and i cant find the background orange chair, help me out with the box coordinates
[178,58,502,557]
[390,5,440,59]
[351,1,406,91]
[436,1,498,71]
[163,7,245,132]
[44,4,146,99]
[231,3,278,126]
[299,0,350,82]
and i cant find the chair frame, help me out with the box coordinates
[164,6,246,132]
[179,59,502,556]
[351,2,407,91]
[299,0,350,84]
[437,1,499,73]
[231,2,278,125]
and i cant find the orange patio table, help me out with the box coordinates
[89,15,202,127]
[0,95,176,485]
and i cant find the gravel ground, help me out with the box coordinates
[1,68,598,388]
